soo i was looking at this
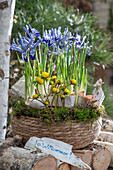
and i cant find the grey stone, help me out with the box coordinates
[11,76,25,99]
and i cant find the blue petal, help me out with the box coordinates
[64,27,68,36]
[10,43,24,53]
[81,36,86,46]
[29,24,40,37]
[30,49,35,60]
[22,52,28,62]
[30,54,35,60]
[23,25,31,38]
[33,39,42,48]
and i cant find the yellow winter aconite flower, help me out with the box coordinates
[61,95,65,99]
[45,101,49,105]
[50,81,54,85]
[47,77,51,80]
[52,88,59,93]
[55,80,61,84]
[51,76,56,80]
[36,77,44,84]
[71,79,76,85]
[32,94,38,99]
[64,88,69,94]
[52,87,57,93]
[56,89,59,93]
[42,72,49,78]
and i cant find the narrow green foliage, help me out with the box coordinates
[12,0,113,66]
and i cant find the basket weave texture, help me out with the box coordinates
[11,115,102,149]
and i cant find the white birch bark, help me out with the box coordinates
[0,0,15,139]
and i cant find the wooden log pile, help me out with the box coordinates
[93,118,113,168]
[72,147,110,170]
[0,131,112,170]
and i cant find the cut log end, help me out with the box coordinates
[93,147,111,170]
[94,140,112,167]
[58,162,70,170]
[71,150,93,170]
[33,156,57,170]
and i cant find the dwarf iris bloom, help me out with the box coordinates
[10,25,41,61]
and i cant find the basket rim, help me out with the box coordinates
[11,114,102,125]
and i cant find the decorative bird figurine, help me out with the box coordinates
[92,78,105,107]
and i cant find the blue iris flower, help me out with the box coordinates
[22,51,27,62]
[10,35,34,61]
[10,26,91,61]
[10,40,28,62]
[29,24,40,37]
[43,27,73,55]
[30,49,35,60]
[43,27,73,46]
[32,39,42,48]
[10,39,23,53]
[51,27,73,45]
[43,30,53,47]
[75,32,91,51]
[10,25,41,62]
[23,24,40,39]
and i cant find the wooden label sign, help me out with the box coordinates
[25,137,91,169]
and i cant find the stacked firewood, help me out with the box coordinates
[1,119,113,170]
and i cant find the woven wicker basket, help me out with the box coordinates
[11,115,102,149]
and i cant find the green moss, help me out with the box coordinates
[12,99,103,124]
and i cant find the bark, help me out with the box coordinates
[0,0,16,139]
[0,139,56,170]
